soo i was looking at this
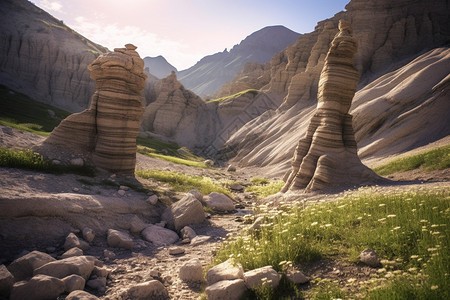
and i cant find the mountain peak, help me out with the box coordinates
[143,55,177,79]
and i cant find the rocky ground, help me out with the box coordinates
[0,125,448,299]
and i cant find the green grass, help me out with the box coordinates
[0,148,95,177]
[246,178,284,198]
[206,89,259,103]
[136,169,231,196]
[213,187,449,299]
[374,145,450,175]
[0,85,70,136]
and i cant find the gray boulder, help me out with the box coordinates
[126,280,169,299]
[34,255,96,280]
[7,250,56,281]
[179,258,203,282]
[61,247,84,259]
[206,258,244,285]
[0,264,14,297]
[62,274,85,293]
[66,290,100,300]
[161,193,205,230]
[141,225,179,246]
[10,274,65,300]
[359,248,380,267]
[243,266,280,289]
[205,279,247,300]
[107,229,134,250]
[205,192,235,212]
[64,233,89,251]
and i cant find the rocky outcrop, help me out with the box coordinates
[219,0,450,176]
[282,20,382,192]
[40,44,147,174]
[178,26,300,97]
[0,0,108,112]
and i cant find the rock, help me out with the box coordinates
[40,44,147,175]
[118,189,126,196]
[204,159,214,167]
[141,225,179,246]
[129,215,148,233]
[226,165,236,172]
[126,280,169,300]
[181,226,197,240]
[82,227,95,243]
[205,192,235,212]
[244,266,280,289]
[205,279,247,300]
[103,249,116,260]
[34,255,96,280]
[161,193,205,230]
[206,258,244,285]
[0,264,14,297]
[147,194,158,205]
[64,232,89,251]
[286,269,309,284]
[190,235,212,246]
[179,258,203,282]
[168,247,185,255]
[66,290,100,300]
[73,187,80,192]
[188,189,203,201]
[119,185,129,191]
[62,274,86,293]
[61,247,84,259]
[70,158,84,166]
[359,248,380,267]
[107,229,134,250]
[281,20,383,192]
[92,266,110,278]
[7,250,56,281]
[86,277,106,292]
[10,274,65,300]
[230,184,244,192]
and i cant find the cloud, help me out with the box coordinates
[71,18,202,70]
[39,0,63,13]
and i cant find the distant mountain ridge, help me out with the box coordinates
[177,25,300,97]
[143,56,177,79]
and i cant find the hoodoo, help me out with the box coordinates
[39,44,147,175]
[282,20,383,192]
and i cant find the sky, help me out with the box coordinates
[34,0,349,71]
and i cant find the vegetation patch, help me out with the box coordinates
[206,89,259,103]
[136,169,230,196]
[0,148,95,177]
[0,85,70,136]
[246,177,284,198]
[374,145,450,175]
[213,187,449,299]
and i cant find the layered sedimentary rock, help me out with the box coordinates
[219,0,450,174]
[41,44,147,174]
[281,20,382,191]
[0,0,108,112]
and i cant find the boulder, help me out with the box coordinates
[179,258,203,282]
[161,193,205,230]
[286,269,309,284]
[66,290,100,300]
[359,248,380,267]
[141,225,179,246]
[7,250,56,281]
[86,277,106,292]
[64,232,89,251]
[190,235,212,246]
[147,194,158,205]
[10,274,65,300]
[206,258,244,285]
[61,247,84,259]
[188,190,203,201]
[180,226,197,240]
[126,280,169,300]
[205,193,235,212]
[107,229,134,250]
[243,266,280,289]
[82,227,95,243]
[168,247,185,255]
[0,264,14,296]
[92,266,110,278]
[34,255,96,280]
[205,279,247,300]
[129,215,148,233]
[62,274,85,293]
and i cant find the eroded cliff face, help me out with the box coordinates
[218,0,450,175]
[0,0,108,112]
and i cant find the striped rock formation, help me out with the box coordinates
[281,20,382,192]
[41,44,147,174]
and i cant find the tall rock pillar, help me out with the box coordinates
[40,44,147,175]
[281,20,383,192]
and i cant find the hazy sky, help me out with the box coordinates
[34,0,349,70]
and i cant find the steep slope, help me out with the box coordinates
[218,0,450,176]
[177,26,300,97]
[0,0,108,112]
[143,55,178,79]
